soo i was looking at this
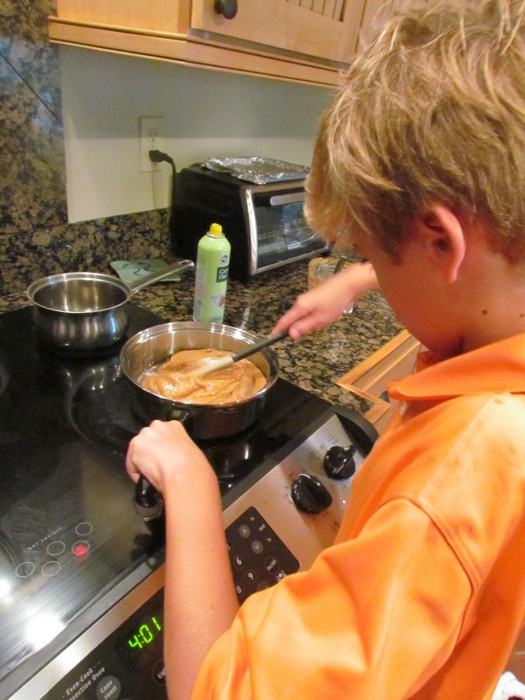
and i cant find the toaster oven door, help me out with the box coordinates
[242,186,328,275]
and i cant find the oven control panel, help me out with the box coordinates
[11,407,375,700]
[221,407,370,574]
[32,508,298,700]
[41,587,167,700]
[226,506,300,604]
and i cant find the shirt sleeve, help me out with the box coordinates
[191,498,472,699]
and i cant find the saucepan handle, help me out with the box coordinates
[133,475,164,521]
[132,413,190,521]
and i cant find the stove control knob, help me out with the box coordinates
[291,474,332,514]
[323,445,356,480]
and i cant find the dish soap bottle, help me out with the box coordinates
[193,222,231,323]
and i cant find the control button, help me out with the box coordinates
[42,561,61,577]
[47,540,65,556]
[265,557,279,574]
[251,540,263,555]
[239,524,251,538]
[76,521,93,536]
[72,541,90,557]
[15,562,35,578]
[323,445,356,480]
[291,473,333,514]
[152,658,167,685]
[96,675,121,699]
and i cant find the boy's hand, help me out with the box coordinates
[272,262,378,339]
[273,282,349,339]
[125,419,213,495]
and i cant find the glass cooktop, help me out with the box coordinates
[0,303,331,698]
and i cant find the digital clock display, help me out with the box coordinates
[115,590,164,666]
[126,615,162,652]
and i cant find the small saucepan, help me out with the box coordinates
[27,259,194,351]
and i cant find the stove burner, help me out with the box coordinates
[69,359,298,492]
[70,368,143,454]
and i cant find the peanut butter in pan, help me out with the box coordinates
[140,348,266,404]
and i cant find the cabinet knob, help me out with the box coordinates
[214,0,238,20]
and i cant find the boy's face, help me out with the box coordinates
[354,226,463,358]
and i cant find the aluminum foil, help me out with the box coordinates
[203,156,309,185]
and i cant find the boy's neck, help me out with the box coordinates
[455,248,525,352]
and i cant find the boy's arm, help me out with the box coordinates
[126,420,239,700]
[162,468,238,700]
[272,261,378,339]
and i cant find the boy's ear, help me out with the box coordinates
[415,203,466,284]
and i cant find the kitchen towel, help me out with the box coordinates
[110,259,183,283]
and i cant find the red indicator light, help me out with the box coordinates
[72,542,89,557]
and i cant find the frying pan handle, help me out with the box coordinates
[133,475,164,521]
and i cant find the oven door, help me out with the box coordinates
[242,184,328,275]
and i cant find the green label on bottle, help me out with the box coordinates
[216,266,229,283]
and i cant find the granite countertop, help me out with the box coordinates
[0,259,404,413]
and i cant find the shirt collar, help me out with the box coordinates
[388,333,525,402]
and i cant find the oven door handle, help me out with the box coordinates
[268,192,305,206]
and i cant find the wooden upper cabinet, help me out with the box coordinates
[49,1,393,87]
[190,0,365,65]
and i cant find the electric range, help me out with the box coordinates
[0,303,376,700]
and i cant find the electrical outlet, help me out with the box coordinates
[139,116,164,172]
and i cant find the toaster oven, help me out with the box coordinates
[170,164,329,282]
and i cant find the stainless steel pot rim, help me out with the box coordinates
[27,272,130,313]
[124,321,269,343]
[120,321,279,408]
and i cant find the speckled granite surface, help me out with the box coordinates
[0,259,404,412]
[0,0,172,297]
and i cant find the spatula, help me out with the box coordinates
[187,330,289,379]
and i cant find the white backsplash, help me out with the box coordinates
[60,47,331,223]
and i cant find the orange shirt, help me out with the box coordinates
[192,334,525,699]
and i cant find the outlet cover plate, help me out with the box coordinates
[139,116,164,172]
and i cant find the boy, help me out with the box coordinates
[126,1,525,697]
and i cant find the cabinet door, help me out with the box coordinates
[190,0,367,64]
[335,329,421,432]
[357,0,396,47]
[54,0,188,32]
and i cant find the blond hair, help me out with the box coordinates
[306,0,525,261]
